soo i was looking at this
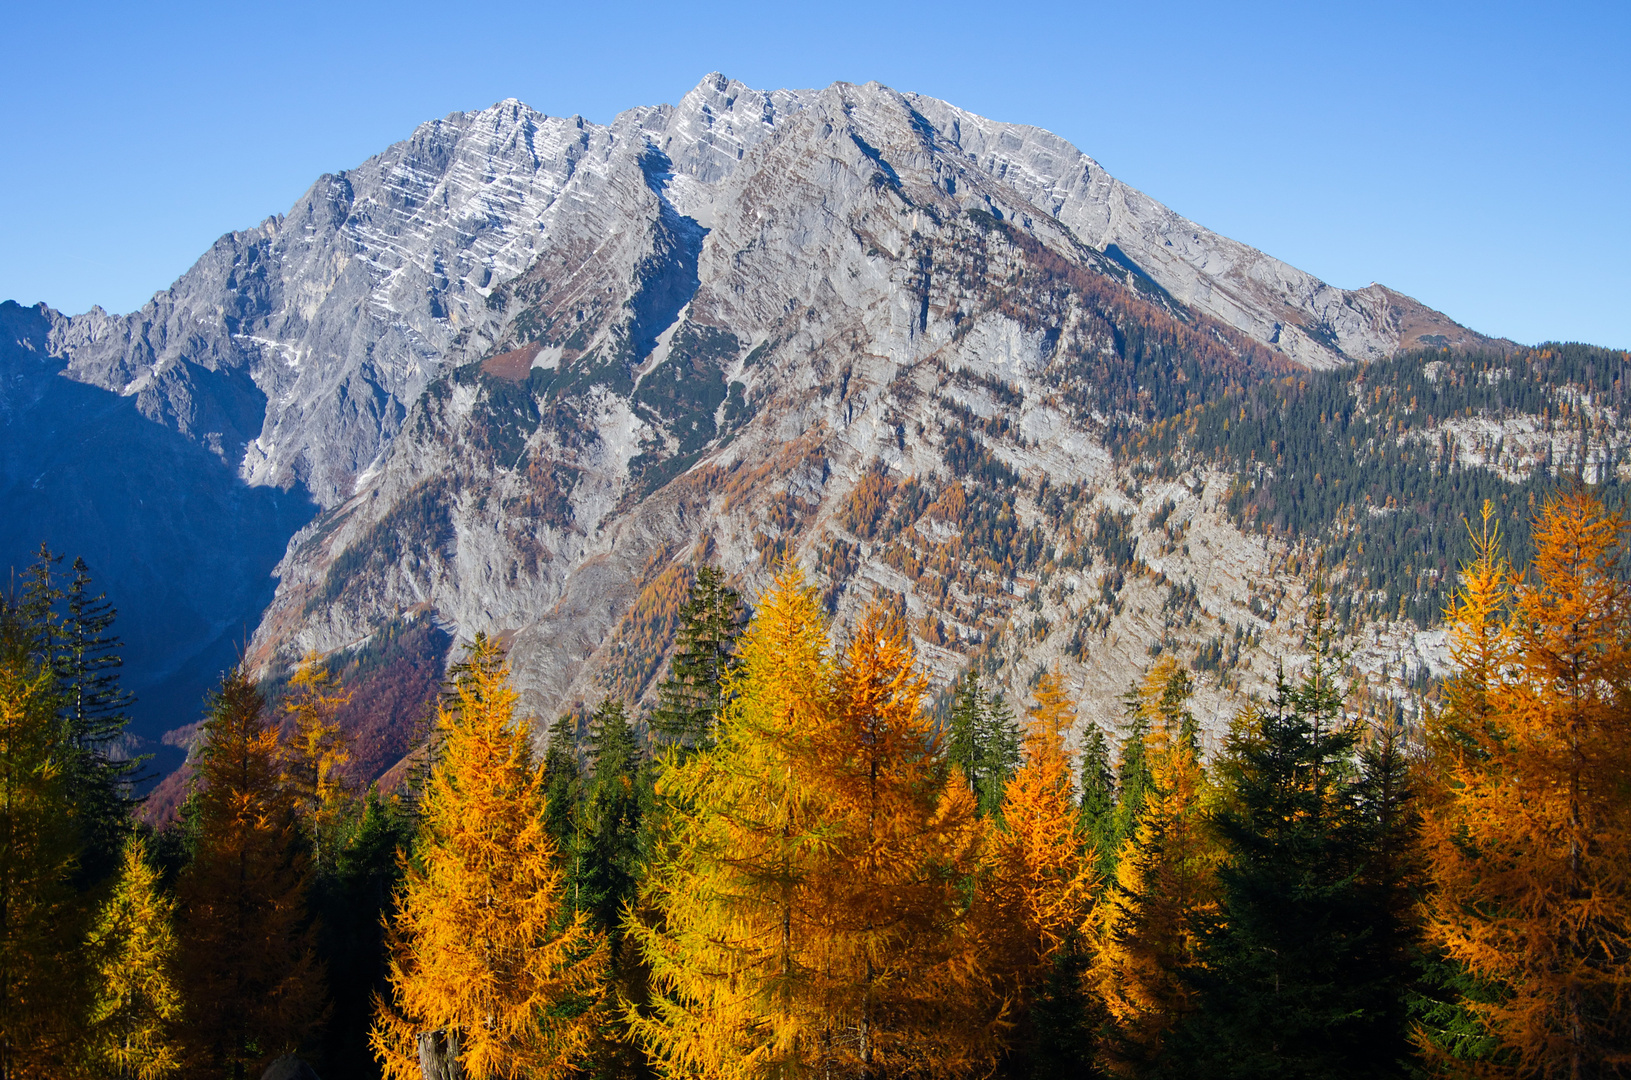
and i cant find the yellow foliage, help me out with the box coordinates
[627,567,834,1080]
[605,559,695,698]
[1136,656,1192,733]
[630,572,993,1079]
[1422,492,1631,1077]
[280,652,353,870]
[0,647,80,1078]
[805,608,990,1077]
[840,469,897,539]
[83,836,183,1080]
[929,483,967,524]
[371,636,606,1080]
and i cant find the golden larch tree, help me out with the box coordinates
[626,567,835,1080]
[977,669,1096,1019]
[176,665,322,1080]
[804,607,990,1078]
[371,634,605,1080]
[83,835,183,1080]
[279,652,353,871]
[1090,657,1216,1077]
[1422,491,1631,1077]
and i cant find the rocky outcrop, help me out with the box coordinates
[40,74,1498,512]
[246,79,1471,755]
[8,73,1507,759]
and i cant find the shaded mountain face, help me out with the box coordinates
[6,73,1509,763]
[0,302,314,761]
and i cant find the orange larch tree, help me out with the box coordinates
[279,653,353,872]
[974,667,1099,1072]
[979,669,1097,1010]
[1422,491,1631,1078]
[370,634,605,1080]
[805,608,990,1078]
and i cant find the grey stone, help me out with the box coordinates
[244,77,1504,750]
[260,1055,321,1080]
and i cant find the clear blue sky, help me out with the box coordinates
[2,0,1625,348]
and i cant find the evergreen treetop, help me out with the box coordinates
[649,565,745,754]
[946,669,1022,818]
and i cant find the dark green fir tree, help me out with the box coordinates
[1077,721,1117,878]
[1165,600,1399,1080]
[577,698,647,936]
[945,670,1022,818]
[542,711,584,856]
[648,565,744,755]
[58,557,143,880]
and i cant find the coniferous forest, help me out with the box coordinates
[4,486,1631,1080]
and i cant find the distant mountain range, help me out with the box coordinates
[14,73,1598,795]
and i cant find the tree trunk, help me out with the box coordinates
[417,1028,464,1080]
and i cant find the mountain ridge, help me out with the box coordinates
[240,76,1504,759]
[36,73,1502,511]
[2,73,1515,775]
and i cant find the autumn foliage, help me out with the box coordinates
[175,665,323,1080]
[1423,492,1631,1077]
[11,486,1631,1080]
[82,837,183,1080]
[1090,658,1214,1075]
[977,669,1096,1009]
[626,567,840,1079]
[0,617,80,1079]
[630,570,994,1078]
[371,635,605,1080]
[805,609,988,1076]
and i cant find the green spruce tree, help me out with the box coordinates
[648,566,744,754]
[542,712,583,857]
[11,547,140,884]
[946,670,1022,817]
[310,787,415,1079]
[58,557,142,882]
[1107,694,1152,861]
[1166,601,1396,1080]
[1352,703,1424,1078]
[572,698,657,1080]
[576,699,647,935]
[1077,721,1117,879]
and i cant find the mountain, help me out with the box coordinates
[3,74,1524,774]
[0,301,311,766]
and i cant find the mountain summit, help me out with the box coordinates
[40,74,1492,509]
[3,74,1508,773]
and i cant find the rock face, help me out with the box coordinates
[0,301,312,755]
[41,78,812,510]
[6,73,1504,755]
[39,73,1491,513]
[243,77,1498,749]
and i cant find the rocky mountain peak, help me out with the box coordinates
[5,74,1514,772]
[30,73,1500,513]
[653,73,808,185]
